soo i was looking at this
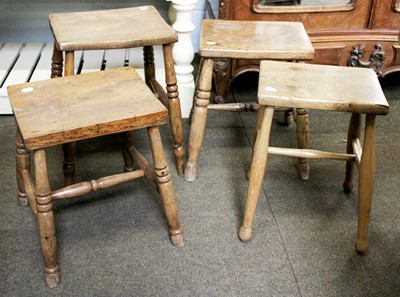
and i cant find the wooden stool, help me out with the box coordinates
[8,67,184,288]
[240,60,389,254]
[185,19,315,182]
[48,6,185,186]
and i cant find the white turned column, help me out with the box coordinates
[168,0,197,118]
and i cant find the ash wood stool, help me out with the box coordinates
[8,67,184,288]
[185,19,315,182]
[48,6,185,188]
[240,60,389,254]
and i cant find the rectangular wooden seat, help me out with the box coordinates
[258,61,389,115]
[8,67,168,150]
[200,19,314,60]
[49,6,177,51]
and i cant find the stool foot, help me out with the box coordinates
[298,161,310,181]
[174,146,185,177]
[343,181,354,193]
[17,191,28,206]
[355,240,369,255]
[184,162,198,182]
[170,227,184,248]
[238,226,252,242]
[44,266,60,288]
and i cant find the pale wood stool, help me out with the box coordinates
[8,67,184,288]
[240,60,389,254]
[185,19,315,182]
[48,6,185,188]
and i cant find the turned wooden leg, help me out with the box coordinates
[62,142,75,186]
[239,106,274,241]
[51,43,63,78]
[355,114,377,254]
[162,44,185,176]
[213,58,231,104]
[147,126,184,248]
[143,45,156,90]
[16,128,29,206]
[184,58,214,182]
[283,108,295,127]
[296,108,310,180]
[343,113,361,193]
[62,51,76,186]
[121,132,135,172]
[33,149,60,288]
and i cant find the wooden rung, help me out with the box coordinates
[128,146,158,191]
[208,102,259,112]
[352,138,362,166]
[268,147,356,161]
[51,169,145,200]
[150,77,168,107]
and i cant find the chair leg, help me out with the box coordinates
[184,58,214,182]
[283,108,295,127]
[62,143,75,186]
[16,128,29,206]
[143,45,156,90]
[355,114,377,254]
[147,126,184,248]
[296,108,310,180]
[213,58,231,104]
[121,132,136,172]
[33,149,60,288]
[162,44,185,176]
[51,42,63,78]
[343,113,361,193]
[239,106,274,241]
[246,102,265,180]
[62,51,76,186]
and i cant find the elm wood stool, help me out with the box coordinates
[8,67,184,288]
[240,60,389,254]
[185,19,315,182]
[48,5,185,189]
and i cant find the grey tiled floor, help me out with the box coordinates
[1,72,399,296]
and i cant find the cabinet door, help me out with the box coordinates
[369,0,400,30]
[220,0,372,30]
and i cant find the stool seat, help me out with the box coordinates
[200,19,314,60]
[8,67,168,150]
[258,61,389,115]
[49,6,177,51]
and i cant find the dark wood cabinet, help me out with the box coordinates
[218,0,400,78]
